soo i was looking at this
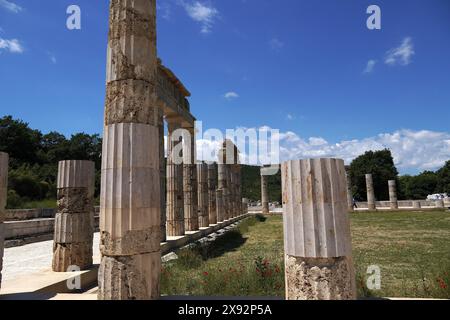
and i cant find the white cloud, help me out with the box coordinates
[269,37,284,51]
[180,1,219,34]
[223,91,239,100]
[0,0,22,13]
[277,129,450,173]
[0,38,24,53]
[157,2,171,20]
[47,52,56,64]
[190,128,450,173]
[286,114,295,120]
[385,37,415,66]
[364,59,376,73]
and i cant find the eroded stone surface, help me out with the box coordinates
[57,188,92,214]
[208,163,217,225]
[285,255,356,300]
[366,174,376,210]
[52,242,93,272]
[54,212,93,244]
[0,152,7,289]
[261,170,269,215]
[98,252,160,300]
[388,180,398,210]
[100,227,161,256]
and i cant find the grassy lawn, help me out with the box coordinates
[161,211,450,299]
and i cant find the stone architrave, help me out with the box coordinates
[282,158,357,300]
[53,160,95,272]
[197,162,209,228]
[388,180,398,210]
[0,152,8,289]
[365,174,376,210]
[98,0,161,300]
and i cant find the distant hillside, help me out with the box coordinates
[241,165,282,203]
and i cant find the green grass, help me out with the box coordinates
[161,211,450,299]
[13,198,57,209]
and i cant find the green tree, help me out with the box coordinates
[349,149,399,201]
[436,161,450,194]
[398,171,438,200]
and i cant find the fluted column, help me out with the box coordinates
[53,160,95,272]
[0,152,8,289]
[208,163,217,225]
[166,119,184,236]
[242,198,249,215]
[261,168,269,215]
[216,189,224,223]
[183,127,198,231]
[365,174,376,210]
[158,108,166,242]
[218,162,228,220]
[388,180,398,210]
[197,162,209,228]
[99,0,161,300]
[282,158,356,300]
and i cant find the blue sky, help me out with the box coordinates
[1,0,449,173]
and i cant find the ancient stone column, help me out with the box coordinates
[282,158,356,300]
[208,163,217,225]
[261,168,269,215]
[53,160,95,272]
[365,174,376,210]
[388,180,398,210]
[346,174,354,212]
[218,162,228,220]
[436,199,445,209]
[242,198,249,215]
[413,201,421,209]
[183,128,198,231]
[158,108,166,242]
[216,189,224,223]
[166,118,185,236]
[0,152,8,289]
[197,162,209,228]
[99,0,161,300]
[229,167,236,218]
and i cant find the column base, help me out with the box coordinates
[52,242,93,272]
[284,255,356,300]
[98,252,160,300]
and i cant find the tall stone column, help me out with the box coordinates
[53,160,95,272]
[0,152,8,289]
[229,167,236,218]
[197,162,209,228]
[261,168,269,215]
[216,189,224,223]
[388,180,398,210]
[208,163,217,225]
[218,162,228,220]
[346,174,354,212]
[282,158,356,300]
[242,198,249,215]
[99,0,161,300]
[158,108,166,242]
[166,119,185,236]
[183,127,198,231]
[365,174,376,210]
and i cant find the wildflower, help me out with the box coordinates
[203,272,209,276]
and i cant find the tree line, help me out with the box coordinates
[1,116,448,208]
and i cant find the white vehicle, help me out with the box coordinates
[427,193,448,200]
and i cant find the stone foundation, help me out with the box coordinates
[285,256,356,300]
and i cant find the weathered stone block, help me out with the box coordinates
[54,212,93,244]
[52,242,93,272]
[98,252,160,300]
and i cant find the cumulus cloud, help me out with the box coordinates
[364,59,376,73]
[277,129,450,173]
[223,91,239,100]
[0,0,22,13]
[385,37,415,66]
[180,1,219,34]
[0,38,24,53]
[189,128,450,173]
